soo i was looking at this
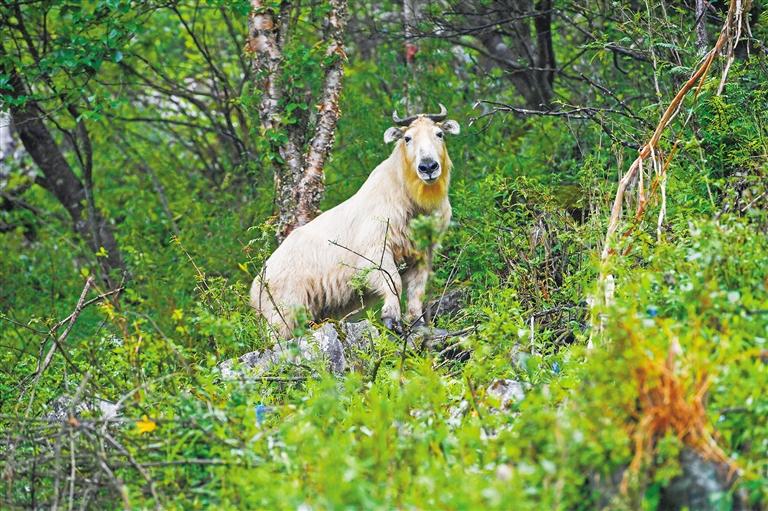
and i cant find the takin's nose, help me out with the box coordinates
[418,159,440,178]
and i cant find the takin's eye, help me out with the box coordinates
[404,136,412,143]
[436,131,444,139]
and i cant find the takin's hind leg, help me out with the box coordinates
[261,304,295,340]
[250,279,296,340]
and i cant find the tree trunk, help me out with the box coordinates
[534,0,556,94]
[248,0,348,242]
[477,1,555,108]
[0,112,17,167]
[695,0,709,55]
[249,1,303,239]
[293,0,347,228]
[4,66,124,287]
[418,0,556,109]
[403,0,420,64]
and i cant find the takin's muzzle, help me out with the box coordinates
[417,158,441,183]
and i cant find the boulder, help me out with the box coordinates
[219,320,380,380]
[45,394,120,422]
[588,448,747,510]
[426,288,466,320]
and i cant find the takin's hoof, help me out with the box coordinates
[382,316,403,335]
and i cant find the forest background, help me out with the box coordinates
[1,0,767,509]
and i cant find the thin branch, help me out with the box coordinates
[27,277,94,402]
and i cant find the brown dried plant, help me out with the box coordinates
[620,335,736,494]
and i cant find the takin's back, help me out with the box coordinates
[250,153,409,331]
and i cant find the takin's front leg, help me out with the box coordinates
[403,260,430,329]
[367,253,403,333]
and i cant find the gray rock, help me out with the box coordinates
[426,288,466,320]
[313,322,347,374]
[340,320,379,345]
[487,379,525,408]
[409,326,453,351]
[45,395,120,423]
[219,320,380,380]
[587,466,625,510]
[588,448,748,511]
[447,399,470,428]
[659,448,742,511]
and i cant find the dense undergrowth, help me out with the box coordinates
[2,1,768,509]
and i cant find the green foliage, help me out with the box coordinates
[2,1,768,509]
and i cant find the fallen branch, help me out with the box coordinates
[48,286,123,333]
[13,279,123,405]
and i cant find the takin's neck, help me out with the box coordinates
[396,145,451,213]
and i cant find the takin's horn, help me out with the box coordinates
[425,103,448,122]
[392,109,419,127]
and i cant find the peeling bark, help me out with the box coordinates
[0,112,17,168]
[248,1,303,239]
[403,0,420,64]
[248,0,348,242]
[695,0,709,55]
[294,0,347,229]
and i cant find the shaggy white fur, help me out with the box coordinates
[251,115,460,337]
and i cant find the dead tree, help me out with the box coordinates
[248,0,348,242]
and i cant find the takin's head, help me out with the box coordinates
[383,104,460,209]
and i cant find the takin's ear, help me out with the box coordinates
[440,119,461,135]
[383,127,404,144]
